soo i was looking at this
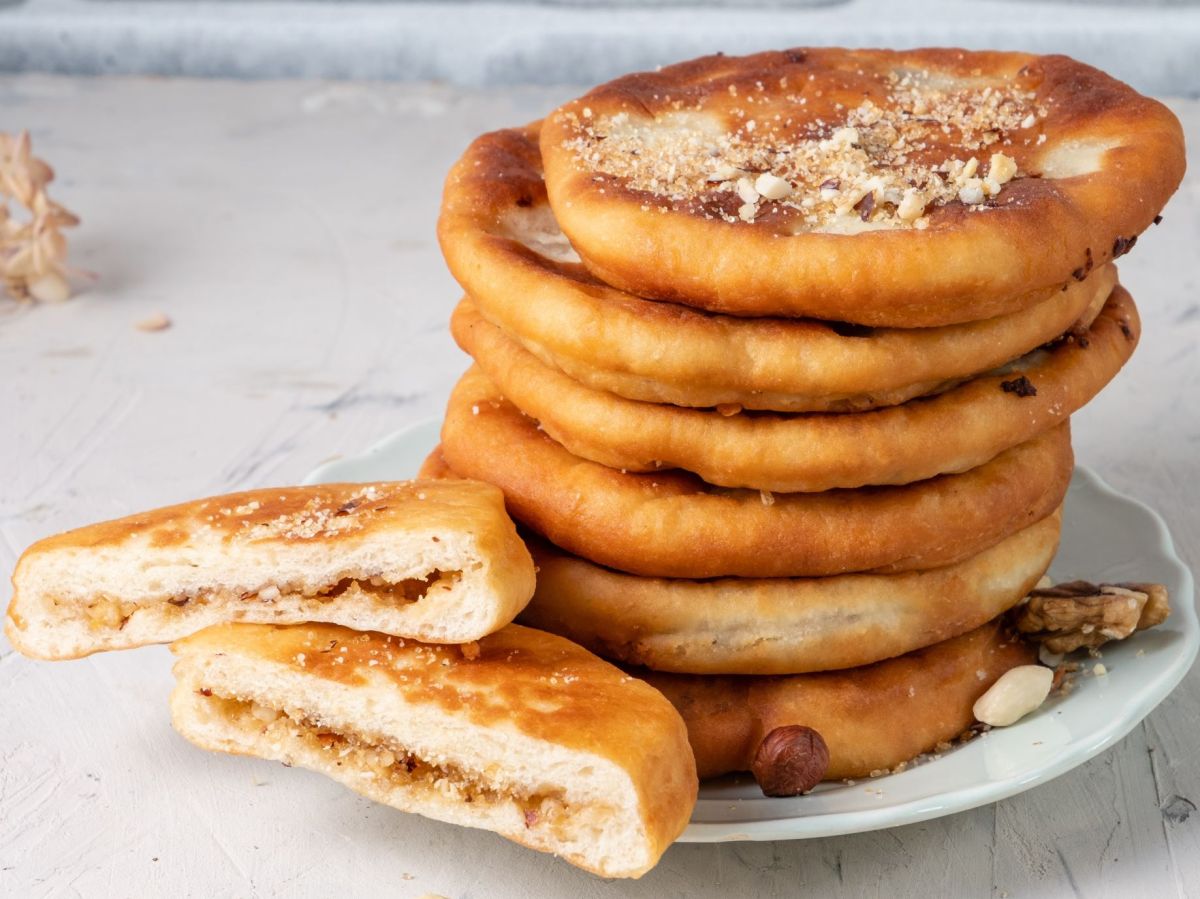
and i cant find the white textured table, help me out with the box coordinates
[1,76,1197,899]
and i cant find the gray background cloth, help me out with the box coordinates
[1,0,1199,93]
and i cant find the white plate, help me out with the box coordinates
[304,419,1199,842]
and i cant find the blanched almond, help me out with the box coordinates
[973,665,1053,726]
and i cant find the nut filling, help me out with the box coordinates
[201,693,577,833]
[76,569,462,632]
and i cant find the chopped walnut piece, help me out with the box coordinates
[1001,376,1037,398]
[1012,580,1170,654]
[1049,661,1080,696]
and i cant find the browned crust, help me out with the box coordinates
[173,622,697,871]
[541,49,1185,325]
[440,123,1115,411]
[642,621,1036,780]
[419,448,457,480]
[519,509,1059,674]
[438,367,1074,578]
[452,285,1135,492]
[12,480,508,555]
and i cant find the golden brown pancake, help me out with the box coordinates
[434,368,1075,578]
[541,49,1183,325]
[643,620,1036,781]
[519,509,1059,674]
[171,622,696,878]
[5,480,536,659]
[451,286,1136,492]
[439,123,1115,412]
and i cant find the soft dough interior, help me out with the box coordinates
[171,667,653,878]
[12,562,529,657]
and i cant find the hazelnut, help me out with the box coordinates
[751,725,830,796]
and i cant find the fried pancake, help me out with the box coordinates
[519,509,1059,675]
[643,620,1036,781]
[440,124,1114,412]
[541,49,1184,325]
[437,368,1074,578]
[171,622,696,878]
[452,286,1136,492]
[6,481,535,659]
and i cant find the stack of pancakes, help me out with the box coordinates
[428,48,1185,784]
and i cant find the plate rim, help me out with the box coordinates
[302,418,1199,843]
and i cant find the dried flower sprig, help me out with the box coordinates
[0,131,80,302]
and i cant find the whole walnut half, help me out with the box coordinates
[751,725,830,796]
[1013,581,1170,654]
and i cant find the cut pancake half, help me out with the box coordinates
[5,480,536,659]
[453,286,1136,492]
[521,508,1060,675]
[440,123,1116,412]
[437,367,1074,578]
[170,622,697,878]
[644,620,1036,781]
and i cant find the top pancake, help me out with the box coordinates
[541,48,1184,325]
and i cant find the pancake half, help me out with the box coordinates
[452,287,1135,492]
[520,508,1060,675]
[6,480,535,659]
[643,620,1036,781]
[171,622,697,879]
[541,49,1183,325]
[440,123,1114,412]
[437,368,1074,578]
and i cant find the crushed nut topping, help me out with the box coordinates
[1012,580,1170,654]
[1000,375,1038,398]
[562,69,1039,231]
[231,485,389,540]
[1049,660,1080,696]
[0,131,80,302]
